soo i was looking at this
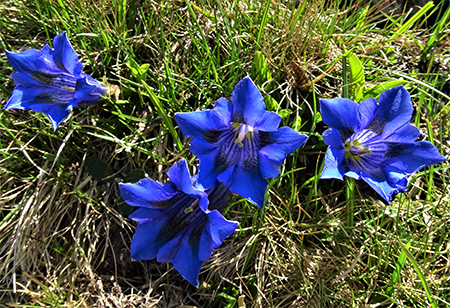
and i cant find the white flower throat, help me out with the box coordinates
[232,123,254,148]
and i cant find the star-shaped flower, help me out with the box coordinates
[320,86,446,202]
[4,32,107,130]
[175,77,307,207]
[119,159,238,287]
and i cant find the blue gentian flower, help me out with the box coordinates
[4,32,107,130]
[119,159,238,287]
[320,86,446,203]
[175,77,308,208]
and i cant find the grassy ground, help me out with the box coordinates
[1,0,450,307]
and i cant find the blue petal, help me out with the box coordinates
[52,32,83,75]
[321,147,345,180]
[219,165,267,208]
[69,76,106,108]
[320,98,359,141]
[4,87,24,110]
[191,138,224,189]
[74,76,107,108]
[258,154,280,180]
[6,45,62,76]
[198,210,238,261]
[383,123,421,143]
[254,111,281,132]
[46,104,70,131]
[167,159,208,210]
[119,178,176,208]
[4,86,61,112]
[130,218,169,261]
[231,77,266,126]
[4,85,72,130]
[344,170,361,180]
[362,176,395,202]
[175,97,233,139]
[156,227,191,263]
[10,72,44,88]
[361,170,403,203]
[322,128,344,149]
[258,127,307,178]
[128,207,164,223]
[205,183,231,213]
[171,230,204,287]
[259,127,307,165]
[384,166,408,192]
[357,97,378,129]
[384,141,446,173]
[71,76,95,104]
[365,86,413,137]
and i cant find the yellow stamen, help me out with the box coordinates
[234,138,244,148]
[184,199,198,214]
[61,86,75,92]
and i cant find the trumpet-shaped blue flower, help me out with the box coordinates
[320,86,446,203]
[175,77,307,208]
[4,32,107,130]
[119,159,238,287]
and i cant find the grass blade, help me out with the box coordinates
[141,81,184,153]
[398,239,437,308]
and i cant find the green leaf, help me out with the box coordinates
[251,51,274,91]
[314,111,322,123]
[264,96,278,111]
[278,109,293,118]
[346,52,365,102]
[362,80,409,100]
[116,197,135,216]
[126,58,149,82]
[124,169,146,183]
[290,115,302,131]
[139,64,150,81]
[84,157,115,183]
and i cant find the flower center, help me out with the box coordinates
[344,139,372,162]
[232,123,254,148]
[343,129,388,171]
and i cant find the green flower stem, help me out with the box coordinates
[345,177,355,227]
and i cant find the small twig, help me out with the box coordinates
[331,246,365,284]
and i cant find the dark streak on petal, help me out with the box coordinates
[338,127,355,143]
[34,91,73,104]
[242,132,259,173]
[153,193,191,209]
[232,113,246,124]
[159,194,201,242]
[207,183,230,212]
[385,144,406,158]
[188,220,205,245]
[259,131,274,148]
[31,71,77,88]
[55,59,67,73]
[213,126,240,173]
[243,156,258,173]
[214,150,236,173]
[203,129,223,144]
[365,117,385,135]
